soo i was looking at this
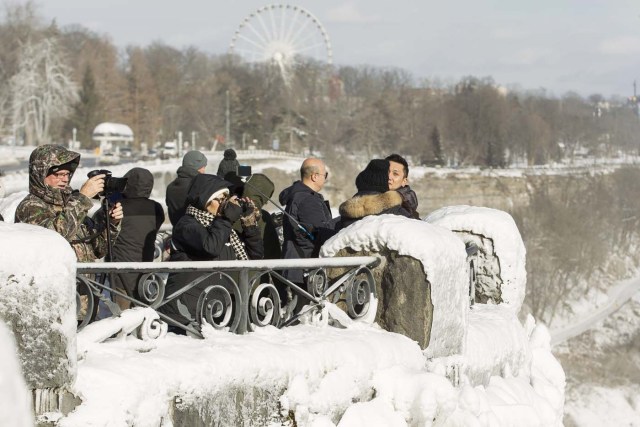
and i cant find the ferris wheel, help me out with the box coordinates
[229,4,333,73]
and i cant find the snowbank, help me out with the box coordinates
[0,190,27,222]
[0,321,33,427]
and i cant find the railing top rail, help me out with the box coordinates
[77,256,380,273]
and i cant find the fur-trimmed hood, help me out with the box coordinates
[339,190,404,219]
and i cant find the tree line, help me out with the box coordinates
[1,2,639,167]
[511,167,640,325]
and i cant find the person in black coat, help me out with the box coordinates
[111,167,165,308]
[386,153,420,219]
[335,159,411,231]
[159,173,264,327]
[166,150,207,226]
[216,148,240,178]
[278,158,333,284]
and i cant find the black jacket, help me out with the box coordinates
[279,180,332,283]
[166,166,200,226]
[160,174,264,325]
[111,168,165,295]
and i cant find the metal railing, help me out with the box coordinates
[76,256,380,338]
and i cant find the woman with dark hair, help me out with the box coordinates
[159,173,263,328]
[335,159,412,231]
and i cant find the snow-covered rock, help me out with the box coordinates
[426,205,527,312]
[321,214,469,359]
[0,222,77,388]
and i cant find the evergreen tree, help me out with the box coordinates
[67,65,101,148]
[486,138,506,168]
[430,125,444,166]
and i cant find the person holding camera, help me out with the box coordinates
[159,173,263,329]
[15,144,123,263]
[110,167,165,309]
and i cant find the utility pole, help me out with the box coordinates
[225,90,231,147]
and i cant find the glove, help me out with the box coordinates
[240,205,261,228]
[294,223,316,240]
[222,201,243,223]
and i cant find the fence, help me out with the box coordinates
[76,256,381,337]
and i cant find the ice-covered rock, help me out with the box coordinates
[0,222,77,388]
[321,215,469,358]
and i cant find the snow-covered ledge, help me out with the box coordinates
[0,222,77,389]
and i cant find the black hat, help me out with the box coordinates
[355,159,389,194]
[223,148,237,160]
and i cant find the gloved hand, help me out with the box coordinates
[240,199,261,228]
[222,200,243,223]
[294,223,316,240]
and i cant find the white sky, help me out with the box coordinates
[24,0,640,98]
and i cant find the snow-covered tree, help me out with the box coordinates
[10,37,78,145]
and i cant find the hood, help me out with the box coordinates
[278,180,314,205]
[186,174,233,210]
[244,173,274,210]
[29,144,81,204]
[339,191,403,219]
[122,167,153,198]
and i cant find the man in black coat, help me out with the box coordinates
[159,173,263,328]
[386,153,420,219]
[279,157,333,286]
[111,167,165,308]
[166,150,207,226]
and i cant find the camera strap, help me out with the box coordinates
[69,212,107,245]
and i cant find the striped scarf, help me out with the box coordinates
[186,205,248,260]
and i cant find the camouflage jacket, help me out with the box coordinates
[14,145,119,262]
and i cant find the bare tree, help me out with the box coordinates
[10,37,78,145]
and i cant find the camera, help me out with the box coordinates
[87,169,128,197]
[238,165,252,177]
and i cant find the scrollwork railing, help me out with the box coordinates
[76,257,380,337]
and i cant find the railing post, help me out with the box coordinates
[237,268,249,334]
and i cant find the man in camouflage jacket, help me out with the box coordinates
[15,144,123,262]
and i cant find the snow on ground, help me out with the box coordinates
[0,321,33,427]
[564,384,640,427]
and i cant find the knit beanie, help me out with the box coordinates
[182,150,208,170]
[223,148,237,160]
[355,159,390,194]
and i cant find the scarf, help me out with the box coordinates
[186,205,248,260]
